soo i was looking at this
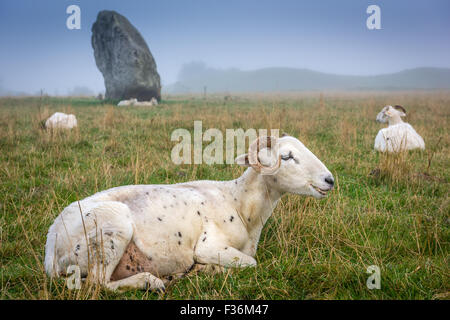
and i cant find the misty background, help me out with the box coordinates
[0,0,450,96]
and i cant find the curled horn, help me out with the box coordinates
[247,136,281,175]
[394,105,406,114]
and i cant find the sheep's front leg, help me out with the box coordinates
[194,244,256,268]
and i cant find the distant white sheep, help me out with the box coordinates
[374,105,425,152]
[45,112,77,129]
[117,97,158,107]
[117,98,138,106]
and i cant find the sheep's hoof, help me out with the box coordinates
[155,286,165,294]
[146,281,165,293]
[143,274,165,293]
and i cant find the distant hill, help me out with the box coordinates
[164,64,450,93]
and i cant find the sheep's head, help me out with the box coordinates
[235,135,334,198]
[376,105,406,123]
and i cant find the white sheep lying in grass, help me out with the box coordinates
[374,105,425,152]
[117,98,138,106]
[117,98,158,107]
[45,112,77,129]
[44,135,334,291]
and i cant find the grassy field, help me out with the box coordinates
[0,92,448,300]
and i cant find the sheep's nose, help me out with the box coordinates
[325,175,334,188]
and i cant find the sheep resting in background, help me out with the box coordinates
[374,105,425,152]
[45,112,77,129]
[117,98,138,106]
[117,97,158,107]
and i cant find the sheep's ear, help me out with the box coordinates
[281,132,289,137]
[235,154,250,167]
[394,105,406,117]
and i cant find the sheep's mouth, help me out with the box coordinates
[310,185,329,196]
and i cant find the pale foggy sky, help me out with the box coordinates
[0,0,449,95]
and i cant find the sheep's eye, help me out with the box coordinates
[281,151,294,161]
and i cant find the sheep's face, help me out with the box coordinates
[236,136,334,199]
[376,106,390,123]
[376,105,406,123]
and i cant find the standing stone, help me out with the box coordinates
[91,10,161,101]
